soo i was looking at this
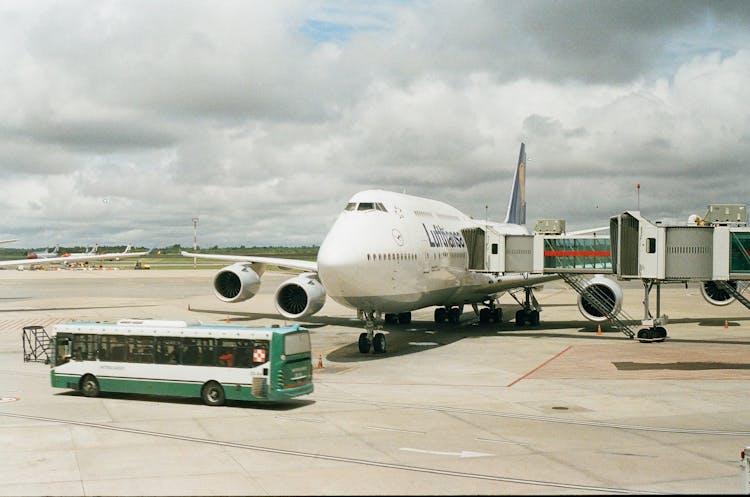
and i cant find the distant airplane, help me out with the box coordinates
[0,239,18,245]
[62,244,99,258]
[1,245,151,270]
[183,143,619,354]
[27,245,59,259]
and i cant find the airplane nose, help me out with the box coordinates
[317,217,368,300]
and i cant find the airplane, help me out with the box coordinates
[181,143,625,354]
[0,239,18,245]
[61,244,99,258]
[26,245,59,259]
[0,245,152,270]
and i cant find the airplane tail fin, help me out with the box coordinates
[503,143,526,225]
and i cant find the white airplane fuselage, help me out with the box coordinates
[317,190,529,314]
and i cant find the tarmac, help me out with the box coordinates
[1,268,750,495]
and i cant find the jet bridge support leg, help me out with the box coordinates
[638,279,668,342]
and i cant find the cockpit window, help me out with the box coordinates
[357,202,375,211]
[344,202,357,211]
[375,203,388,212]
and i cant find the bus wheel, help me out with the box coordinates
[202,381,226,406]
[80,374,100,398]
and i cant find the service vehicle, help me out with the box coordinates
[50,319,313,405]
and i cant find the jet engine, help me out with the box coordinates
[275,273,326,319]
[700,280,738,306]
[577,275,624,322]
[212,263,261,303]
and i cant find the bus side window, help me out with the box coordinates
[199,338,216,366]
[73,334,97,361]
[156,338,179,364]
[234,341,250,368]
[181,340,199,365]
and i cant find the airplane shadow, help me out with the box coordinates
[188,306,750,363]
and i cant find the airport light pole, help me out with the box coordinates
[192,217,199,269]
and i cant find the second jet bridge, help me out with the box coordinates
[609,210,750,282]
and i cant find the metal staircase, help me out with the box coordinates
[559,274,637,339]
[716,281,750,311]
[22,325,51,363]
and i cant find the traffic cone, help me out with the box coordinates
[724,319,729,329]
[317,354,323,369]
[596,324,602,335]
[226,315,231,324]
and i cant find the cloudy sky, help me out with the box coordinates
[1,0,749,249]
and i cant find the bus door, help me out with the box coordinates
[54,333,72,366]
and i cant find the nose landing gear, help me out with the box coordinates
[358,310,387,354]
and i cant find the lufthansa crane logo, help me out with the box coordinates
[392,229,404,246]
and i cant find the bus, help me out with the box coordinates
[50,319,313,406]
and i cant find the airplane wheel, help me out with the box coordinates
[492,308,502,323]
[373,333,386,353]
[398,312,412,325]
[654,326,667,341]
[515,309,526,327]
[358,333,371,353]
[448,307,460,324]
[434,308,446,323]
[479,308,491,323]
[529,310,540,326]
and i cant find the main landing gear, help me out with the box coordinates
[358,311,387,354]
[476,300,502,324]
[433,305,464,324]
[512,287,541,327]
[384,312,412,325]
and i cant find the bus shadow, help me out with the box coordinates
[55,391,315,410]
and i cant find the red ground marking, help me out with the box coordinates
[507,345,573,387]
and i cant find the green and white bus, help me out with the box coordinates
[50,319,313,406]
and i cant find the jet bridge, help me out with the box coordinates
[606,206,750,340]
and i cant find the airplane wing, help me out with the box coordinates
[0,247,152,269]
[180,251,317,273]
[483,272,561,293]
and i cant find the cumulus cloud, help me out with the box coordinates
[0,0,748,246]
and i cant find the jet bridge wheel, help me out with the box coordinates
[637,326,667,343]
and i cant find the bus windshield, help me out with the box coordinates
[284,332,311,355]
